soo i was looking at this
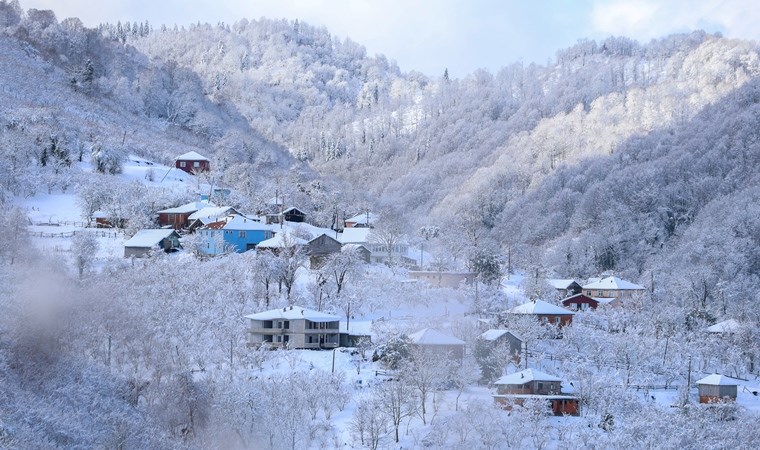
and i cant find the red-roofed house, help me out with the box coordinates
[176,151,210,174]
[510,300,575,327]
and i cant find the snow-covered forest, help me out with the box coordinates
[1,1,759,448]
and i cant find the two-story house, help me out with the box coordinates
[199,214,274,255]
[244,306,341,349]
[493,368,579,415]
[582,276,645,299]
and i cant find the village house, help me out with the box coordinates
[256,232,308,255]
[407,271,477,289]
[341,243,371,263]
[340,227,415,266]
[408,328,466,360]
[582,276,646,299]
[696,374,739,404]
[245,305,340,349]
[344,211,376,228]
[547,279,583,298]
[199,214,274,255]
[561,293,618,311]
[307,233,342,268]
[185,206,240,232]
[175,151,210,174]
[157,201,212,229]
[509,299,576,327]
[123,229,181,258]
[479,329,523,362]
[493,368,580,416]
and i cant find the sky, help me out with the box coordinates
[19,0,760,78]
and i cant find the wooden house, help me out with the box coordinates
[256,233,307,256]
[157,201,212,229]
[510,300,575,327]
[696,374,739,403]
[175,151,210,174]
[186,206,240,232]
[561,293,618,311]
[307,233,342,268]
[479,329,522,362]
[493,368,580,416]
[408,328,466,360]
[199,214,274,255]
[582,276,645,299]
[547,279,583,298]
[124,229,181,258]
[341,244,371,263]
[282,207,306,223]
[245,305,340,349]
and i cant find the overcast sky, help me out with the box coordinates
[20,0,760,77]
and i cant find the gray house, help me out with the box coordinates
[123,229,181,258]
[479,329,523,362]
[307,233,342,268]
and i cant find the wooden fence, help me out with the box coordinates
[29,230,123,239]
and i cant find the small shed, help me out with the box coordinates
[124,229,181,258]
[408,328,466,360]
[696,374,739,403]
[282,207,306,223]
[175,151,210,174]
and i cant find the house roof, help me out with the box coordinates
[308,233,341,245]
[582,276,645,291]
[547,279,580,290]
[511,300,575,315]
[188,206,238,221]
[494,369,563,385]
[282,206,305,215]
[408,328,465,346]
[479,329,522,342]
[706,319,742,333]
[124,229,178,248]
[158,201,213,214]
[340,227,371,244]
[204,214,270,231]
[244,306,340,322]
[341,244,369,253]
[345,212,376,225]
[176,151,209,161]
[696,373,740,386]
[257,233,307,249]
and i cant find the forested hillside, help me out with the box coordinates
[1,1,760,448]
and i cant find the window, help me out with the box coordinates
[239,231,246,238]
[179,161,186,167]
[283,321,289,329]
[193,161,200,167]
[555,317,561,324]
[283,335,289,343]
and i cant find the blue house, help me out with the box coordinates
[199,214,275,255]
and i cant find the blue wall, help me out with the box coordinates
[200,228,274,255]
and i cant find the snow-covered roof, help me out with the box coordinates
[479,329,522,342]
[340,227,371,244]
[205,214,269,231]
[341,244,369,253]
[511,300,575,315]
[158,201,213,214]
[547,279,579,289]
[124,229,178,248]
[245,306,341,322]
[706,319,743,333]
[345,212,376,225]
[176,151,209,161]
[583,276,645,291]
[696,374,740,386]
[494,369,563,385]
[257,233,307,249]
[188,206,238,221]
[408,328,465,346]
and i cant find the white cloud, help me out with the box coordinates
[591,0,760,42]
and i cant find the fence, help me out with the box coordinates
[29,229,123,239]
